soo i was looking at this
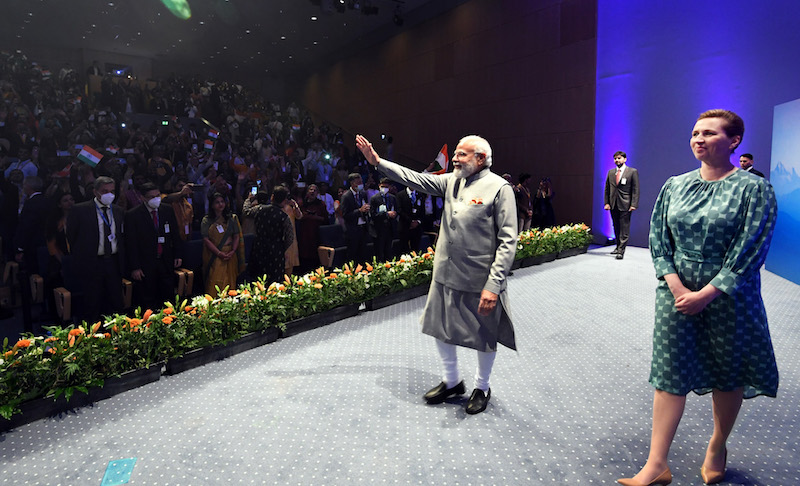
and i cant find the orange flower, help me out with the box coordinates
[68,336,75,347]
[284,274,292,285]
[163,307,173,315]
[129,318,142,327]
[3,350,14,359]
[228,289,238,296]
[205,294,213,301]
[427,247,434,253]
[104,333,111,338]
[316,267,325,276]
[296,280,304,286]
[184,306,194,312]
[344,270,352,276]
[68,328,84,337]
[309,276,317,282]
[92,321,102,333]
[411,251,418,257]
[44,337,58,343]
[142,309,153,322]
[384,262,392,269]
[355,264,363,273]
[366,263,373,272]
[277,285,286,292]
[112,325,119,333]
[329,273,338,279]
[314,283,323,289]
[242,289,250,296]
[162,316,174,325]
[14,339,32,348]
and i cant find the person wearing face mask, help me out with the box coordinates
[124,182,183,311]
[66,175,126,322]
[340,172,372,265]
[369,177,398,262]
[356,134,518,415]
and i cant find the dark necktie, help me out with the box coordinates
[152,210,163,256]
[101,207,113,256]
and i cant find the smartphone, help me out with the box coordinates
[250,186,258,196]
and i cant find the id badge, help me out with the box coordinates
[379,204,387,213]
[621,177,627,185]
[157,237,166,244]
[217,224,224,233]
[164,223,170,234]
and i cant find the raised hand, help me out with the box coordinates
[355,134,380,166]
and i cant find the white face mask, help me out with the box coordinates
[147,196,162,209]
[380,187,389,195]
[356,184,364,191]
[99,193,115,206]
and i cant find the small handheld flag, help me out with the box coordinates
[77,146,103,167]
[208,129,219,140]
[430,144,449,174]
[203,140,214,152]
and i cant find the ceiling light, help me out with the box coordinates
[311,16,317,21]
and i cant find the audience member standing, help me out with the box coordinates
[396,185,425,253]
[66,176,125,322]
[340,173,372,264]
[515,173,533,232]
[201,192,245,295]
[125,182,184,310]
[369,177,398,262]
[298,184,328,272]
[13,176,48,274]
[604,152,639,259]
[281,192,302,277]
[244,186,294,285]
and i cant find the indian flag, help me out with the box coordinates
[430,144,449,174]
[208,128,219,139]
[77,146,103,167]
[203,139,214,152]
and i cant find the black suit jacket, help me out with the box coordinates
[395,189,425,231]
[14,193,49,271]
[124,203,183,275]
[66,199,126,274]
[746,167,765,178]
[369,192,398,233]
[340,188,369,233]
[604,166,640,211]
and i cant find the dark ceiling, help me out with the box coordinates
[1,0,466,81]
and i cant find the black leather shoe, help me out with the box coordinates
[424,381,466,404]
[615,252,624,260]
[465,388,491,414]
[610,248,620,255]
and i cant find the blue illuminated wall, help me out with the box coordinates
[594,0,800,281]
[767,99,800,283]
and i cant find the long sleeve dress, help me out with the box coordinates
[648,168,778,398]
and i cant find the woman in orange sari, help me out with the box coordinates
[201,192,245,295]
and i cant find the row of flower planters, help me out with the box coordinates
[1,242,591,433]
[511,244,590,270]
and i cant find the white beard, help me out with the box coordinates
[453,161,478,179]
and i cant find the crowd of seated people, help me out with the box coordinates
[0,50,441,325]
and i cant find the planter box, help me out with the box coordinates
[281,303,361,338]
[0,363,162,432]
[366,284,429,311]
[511,259,522,270]
[521,252,557,267]
[557,245,590,259]
[164,327,280,375]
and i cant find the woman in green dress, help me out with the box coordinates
[618,110,778,486]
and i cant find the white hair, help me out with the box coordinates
[459,135,493,167]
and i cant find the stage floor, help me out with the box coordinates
[1,246,798,485]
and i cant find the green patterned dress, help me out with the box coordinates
[649,168,778,398]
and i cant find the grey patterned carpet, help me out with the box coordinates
[1,246,798,485]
